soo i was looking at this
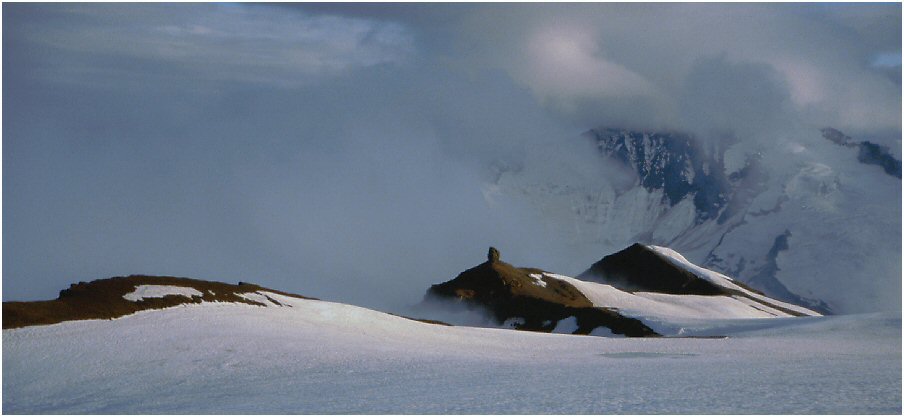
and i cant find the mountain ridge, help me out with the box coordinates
[424,244,820,336]
[5,243,821,336]
[424,247,659,337]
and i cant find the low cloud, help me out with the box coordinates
[442,3,901,139]
[8,4,413,88]
[523,25,657,102]
[676,55,795,144]
[3,3,900,313]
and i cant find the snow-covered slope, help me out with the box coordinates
[4,297,899,413]
[548,260,819,334]
[487,127,901,314]
[647,245,818,316]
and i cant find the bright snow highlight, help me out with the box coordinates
[122,285,203,302]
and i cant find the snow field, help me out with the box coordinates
[4,298,899,414]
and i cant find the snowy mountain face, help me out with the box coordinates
[590,129,731,223]
[489,127,902,314]
[423,245,819,336]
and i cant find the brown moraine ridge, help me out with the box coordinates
[1,275,317,329]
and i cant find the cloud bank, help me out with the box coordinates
[3,3,900,312]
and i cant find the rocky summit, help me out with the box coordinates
[425,247,658,337]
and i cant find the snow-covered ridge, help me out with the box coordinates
[545,272,816,334]
[649,245,740,287]
[648,245,820,317]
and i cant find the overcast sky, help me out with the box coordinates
[3,3,901,311]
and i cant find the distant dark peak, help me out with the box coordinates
[578,243,726,296]
[488,247,500,263]
[821,127,901,179]
[820,127,856,147]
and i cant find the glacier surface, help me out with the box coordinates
[4,299,899,414]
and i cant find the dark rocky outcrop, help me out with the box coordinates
[487,246,500,263]
[578,243,728,295]
[424,247,659,337]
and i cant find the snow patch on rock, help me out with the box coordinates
[528,273,548,288]
[122,285,203,302]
